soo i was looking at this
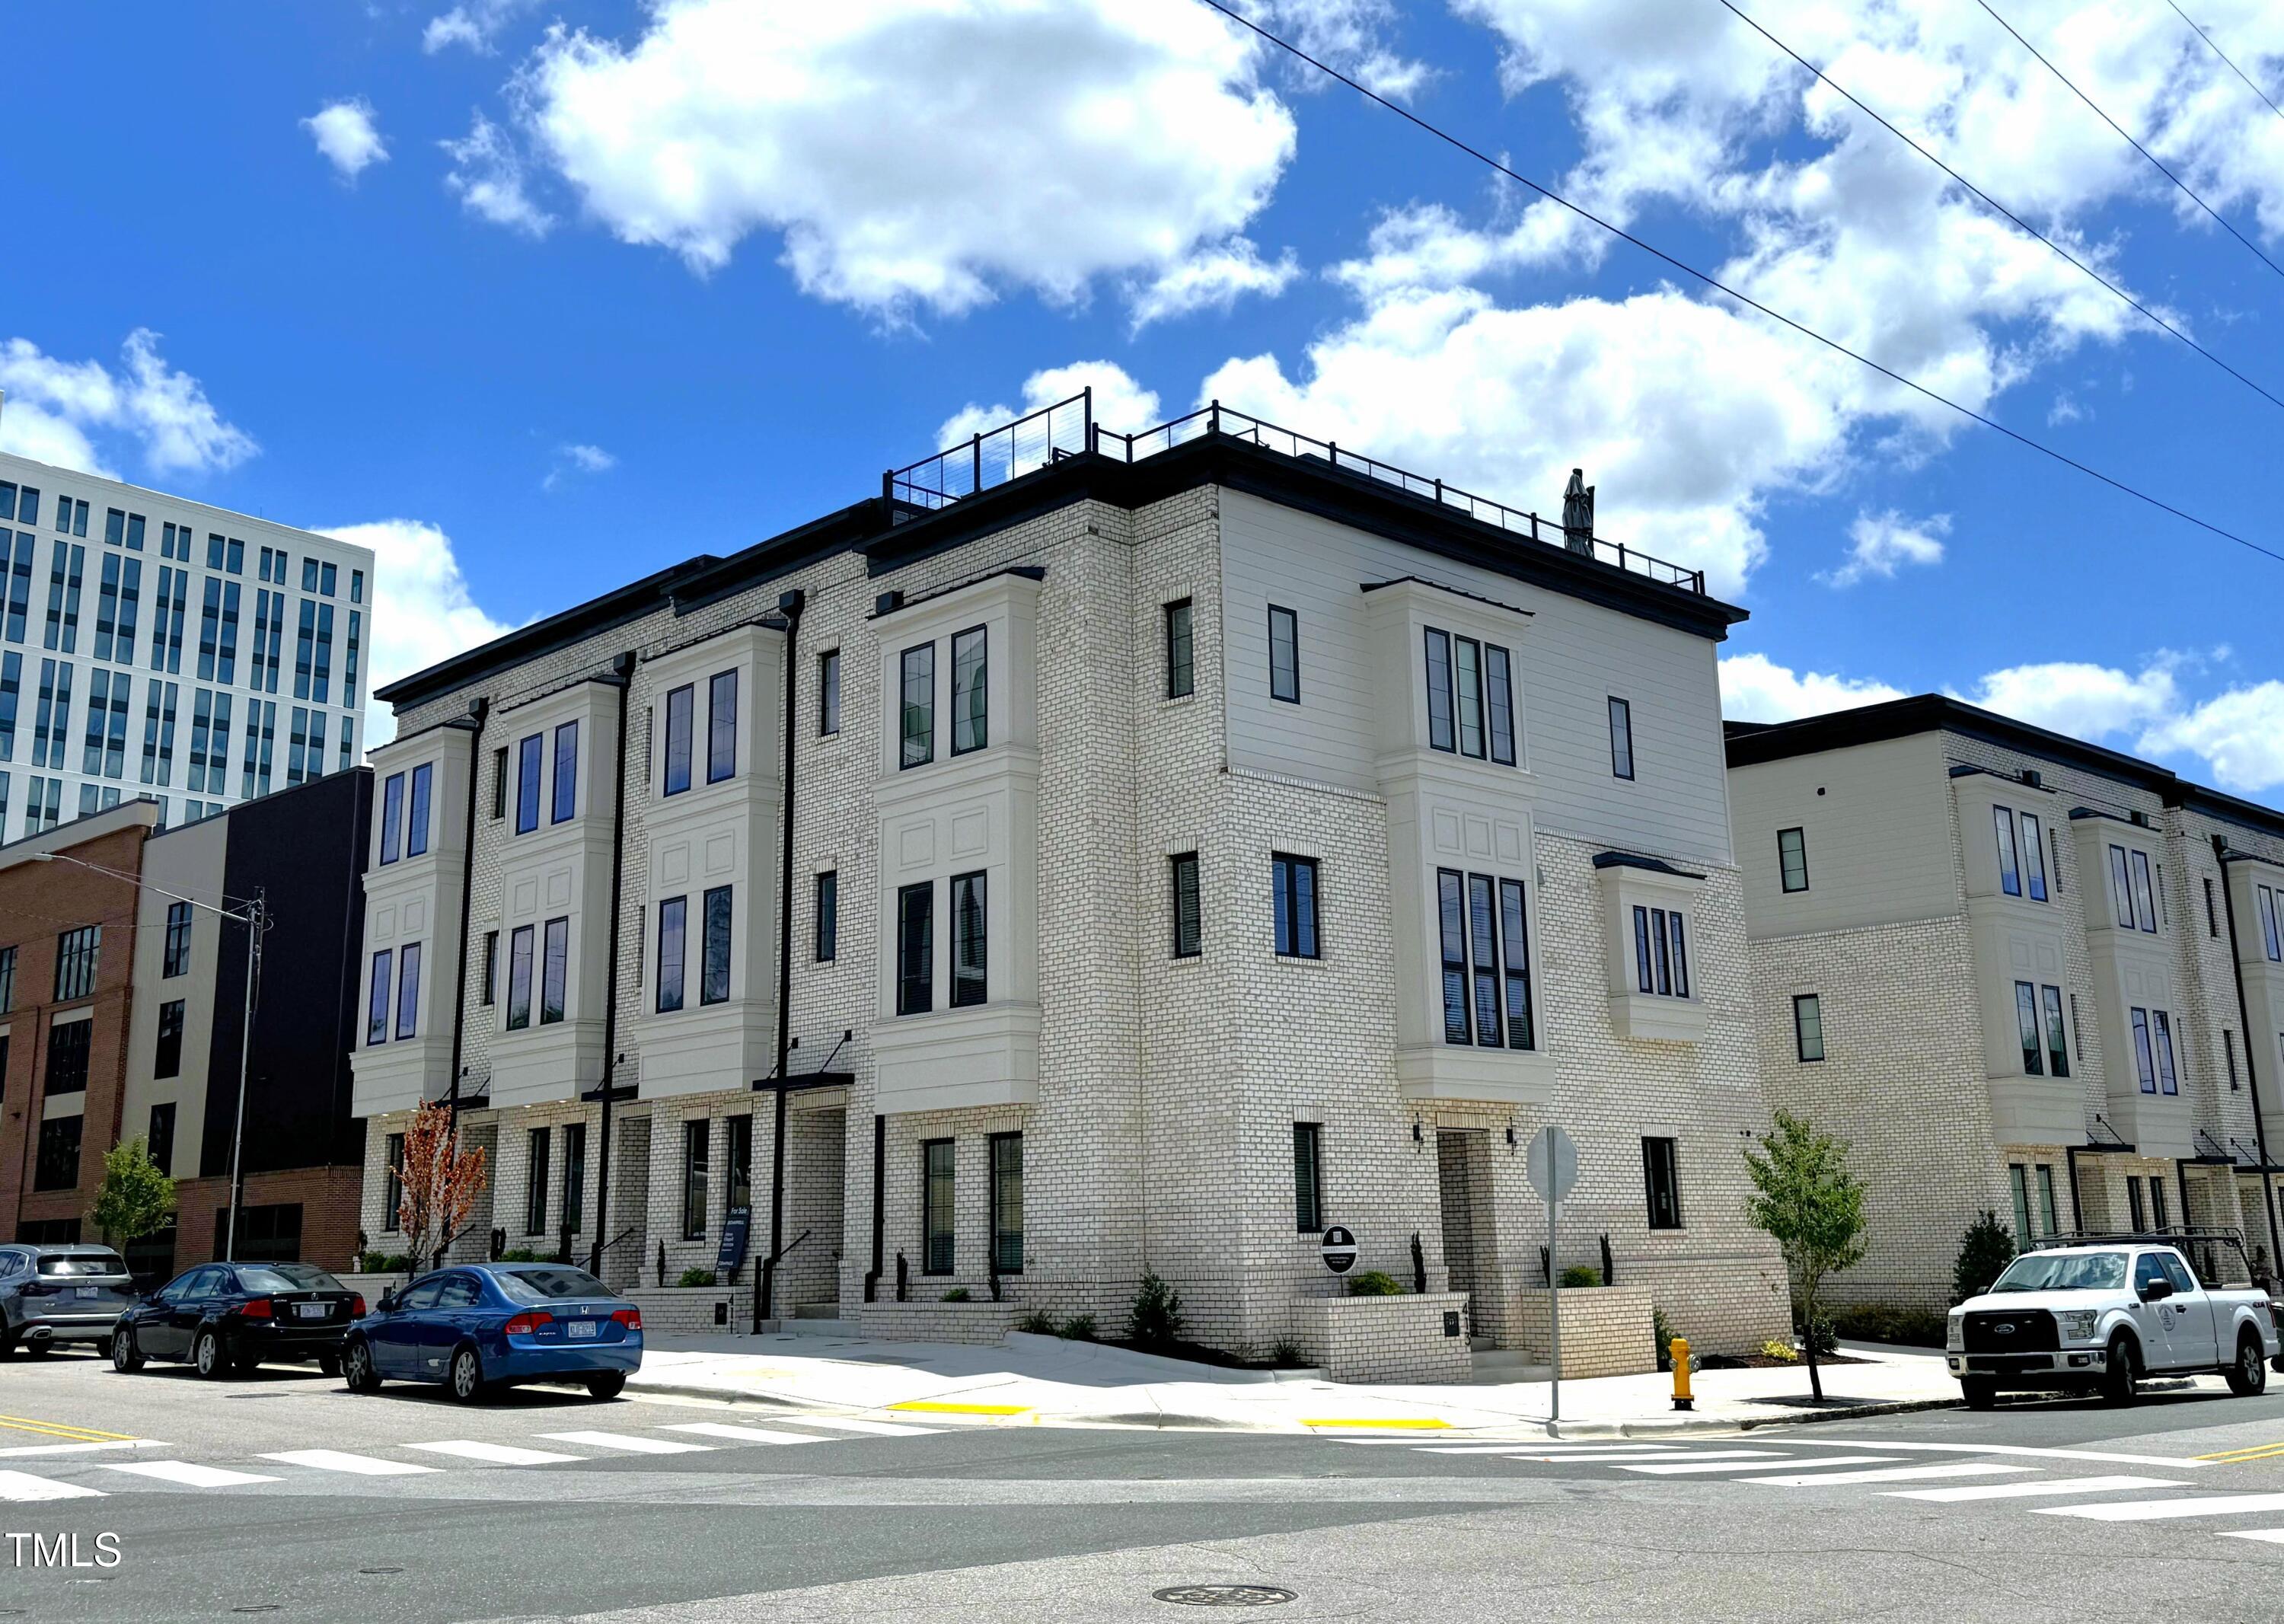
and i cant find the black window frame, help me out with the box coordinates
[147,1100,176,1176]
[656,897,686,1013]
[817,648,841,736]
[2014,981,2044,1076]
[539,916,569,1026]
[922,1137,954,1275]
[154,998,185,1080]
[1292,1121,1323,1233]
[1271,852,1319,960]
[481,930,498,1007]
[394,940,422,1041]
[382,1131,404,1233]
[815,870,838,962]
[899,643,935,769]
[662,686,694,796]
[896,881,934,1016]
[1169,851,1201,959]
[563,1121,588,1233]
[700,885,732,1006]
[550,720,579,824]
[1642,1137,1683,1230]
[34,1115,82,1192]
[1608,695,1635,780]
[989,1131,1023,1275]
[525,1126,551,1235]
[707,669,738,785]
[681,1118,710,1241]
[366,948,392,1045]
[949,869,987,1009]
[514,732,543,834]
[161,899,193,977]
[1267,605,1299,704]
[1777,827,1809,894]
[726,1114,752,1215]
[1164,598,1194,700]
[950,624,987,757]
[55,924,100,1002]
[1792,993,1824,1062]
[506,924,534,1031]
[44,1016,92,1096]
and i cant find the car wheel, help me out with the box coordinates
[317,1351,343,1380]
[1960,1377,1998,1411]
[194,1329,231,1381]
[2101,1333,2140,1406]
[447,1345,487,1405]
[22,1338,49,1359]
[342,1338,382,1395]
[111,1327,145,1374]
[2226,1330,2269,1396]
[585,1370,627,1400]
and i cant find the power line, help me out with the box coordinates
[1977,0,2284,282]
[1717,0,2284,416]
[2165,0,2284,127]
[1190,0,2284,568]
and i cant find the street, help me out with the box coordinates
[6,1348,2284,1622]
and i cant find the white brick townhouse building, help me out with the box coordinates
[1728,697,2284,1310]
[351,400,1791,1365]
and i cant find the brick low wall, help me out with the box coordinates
[855,1302,1019,1345]
[624,1285,754,1335]
[1512,1285,1657,1379]
[1299,1291,1472,1383]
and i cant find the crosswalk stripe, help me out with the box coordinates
[1507,1449,1782,1464]
[659,1423,825,1445]
[1802,1439,2204,1469]
[100,1461,280,1488]
[1419,1444,1688,1456]
[1750,1463,2038,1488]
[2038,1492,2284,1523]
[1620,1456,1900,1476]
[538,1431,711,1455]
[1887,1476,2190,1503]
[404,1441,583,1466]
[260,1450,439,1476]
[0,1470,105,1501]
[778,1417,933,1437]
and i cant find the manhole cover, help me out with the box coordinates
[1153,1585,1297,1607]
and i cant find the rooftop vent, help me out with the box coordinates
[2021,768,2042,789]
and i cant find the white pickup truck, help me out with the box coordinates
[1947,1236,2282,1409]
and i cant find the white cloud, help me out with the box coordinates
[0,330,257,478]
[542,442,617,490]
[515,0,1296,321]
[442,113,553,236]
[1823,509,1948,587]
[423,0,533,54]
[937,361,1163,448]
[302,98,389,181]
[318,519,522,751]
[1243,0,1431,102]
[2147,684,2284,796]
[1960,659,2182,742]
[1719,651,1908,723]
[1128,238,1300,333]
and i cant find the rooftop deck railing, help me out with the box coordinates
[885,392,1708,595]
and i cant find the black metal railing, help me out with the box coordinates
[884,394,1708,595]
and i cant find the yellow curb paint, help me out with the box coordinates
[0,1415,135,1443]
[2198,1441,2284,1463]
[889,1401,1033,1416]
[1300,1418,1452,1430]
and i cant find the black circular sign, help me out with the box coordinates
[1319,1224,1357,1275]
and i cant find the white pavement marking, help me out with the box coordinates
[100,1461,280,1488]
[1888,1476,2190,1503]
[2221,1530,2284,1546]
[1620,1456,1900,1476]
[1419,1444,1692,1456]
[538,1431,712,1455]
[0,1440,162,1459]
[260,1450,440,1477]
[659,1423,826,1445]
[2039,1492,2284,1523]
[405,1441,584,1466]
[0,1470,105,1501]
[1750,1463,2039,1487]
[1507,1449,1785,1464]
[780,1417,933,1437]
[1803,1439,2206,1468]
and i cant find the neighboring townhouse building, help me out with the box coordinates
[1727,696,2284,1310]
[0,450,375,843]
[353,400,1792,1367]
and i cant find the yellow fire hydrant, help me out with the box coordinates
[1671,1337,1693,1412]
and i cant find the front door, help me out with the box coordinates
[1437,1130,1486,1335]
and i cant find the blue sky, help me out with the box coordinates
[4,0,2280,798]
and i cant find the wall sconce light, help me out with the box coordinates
[1412,1120,1423,1145]
[1505,1125,1517,1150]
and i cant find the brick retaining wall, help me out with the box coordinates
[1512,1284,1657,1378]
[1299,1291,1472,1383]
[854,1302,1019,1345]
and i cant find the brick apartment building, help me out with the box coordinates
[353,399,1793,1372]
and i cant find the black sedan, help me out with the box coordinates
[112,1262,365,1379]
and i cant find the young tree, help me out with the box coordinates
[91,1137,176,1250]
[394,1101,489,1273]
[1744,1111,1867,1402]
[1952,1210,2018,1304]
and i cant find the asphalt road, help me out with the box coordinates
[6,1347,2284,1623]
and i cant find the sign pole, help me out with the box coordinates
[1548,1190,1561,1425]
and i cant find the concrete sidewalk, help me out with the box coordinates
[622,1328,1959,1437]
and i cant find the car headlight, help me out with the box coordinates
[2059,1310,2098,1342]
[1946,1312,1964,1351]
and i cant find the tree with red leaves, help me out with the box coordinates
[394,1101,489,1272]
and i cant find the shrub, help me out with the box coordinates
[1345,1270,1404,1297]
[1828,1302,1949,1348]
[1015,1310,1058,1335]
[359,1251,413,1273]
[1761,1338,1800,1364]
[1653,1307,1678,1372]
[499,1248,541,1264]
[941,1287,972,1303]
[1795,1315,1838,1357]
[1128,1271,1185,1345]
[675,1267,719,1288]
[1557,1265,1602,1288]
[1271,1338,1307,1367]
[1060,1313,1099,1342]
[1952,1210,2017,1304]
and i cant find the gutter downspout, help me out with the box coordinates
[446,699,490,1118]
[758,589,805,1327]
[2215,835,2284,1279]
[588,652,636,1278]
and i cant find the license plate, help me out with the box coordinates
[567,1320,598,1339]
[75,1286,97,1298]
[295,1303,327,1319]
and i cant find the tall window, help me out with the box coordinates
[506,925,534,1031]
[726,1115,752,1215]
[949,871,987,1008]
[540,917,569,1025]
[922,1138,954,1273]
[2152,1009,2180,1095]
[382,1132,404,1233]
[162,901,193,977]
[491,745,507,820]
[379,770,404,864]
[515,732,543,834]
[990,1131,1024,1275]
[366,949,391,1045]
[407,761,432,857]
[1292,1122,1323,1232]
[481,931,498,1006]
[1267,605,1299,703]
[1778,827,1809,894]
[817,648,841,735]
[2019,812,2048,901]
[662,685,693,795]
[0,946,14,1013]
[815,870,838,962]
[2037,1166,2059,1235]
[2040,986,2070,1078]
[897,881,933,1016]
[1485,646,1515,765]
[43,1020,91,1095]
[2257,884,2282,962]
[899,644,934,768]
[148,1102,176,1176]
[1424,630,1453,752]
[1642,1137,1683,1230]
[55,925,100,1001]
[155,999,184,1078]
[1271,853,1319,959]
[1793,994,1825,1061]
[2129,1007,2158,1094]
[951,627,987,755]
[2113,845,2158,933]
[681,1119,710,1240]
[1170,852,1201,958]
[1608,697,1635,780]
[1631,907,1689,998]
[395,942,422,1040]
[525,1127,551,1234]
[551,722,578,822]
[700,885,732,1005]
[1164,599,1194,699]
[1995,806,2022,897]
[2010,1163,2034,1243]
[1421,628,1518,764]
[34,1116,81,1192]
[656,898,686,1013]
[707,670,737,783]
[563,1122,588,1231]
[2014,982,2043,1076]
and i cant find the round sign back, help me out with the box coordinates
[1526,1125,1579,1203]
[1319,1224,1358,1275]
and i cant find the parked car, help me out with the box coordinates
[342,1262,643,1403]
[111,1262,364,1379]
[1947,1233,2282,1408]
[0,1243,136,1358]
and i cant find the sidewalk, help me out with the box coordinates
[624,1329,1959,1437]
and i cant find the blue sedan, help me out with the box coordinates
[342,1263,643,1403]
